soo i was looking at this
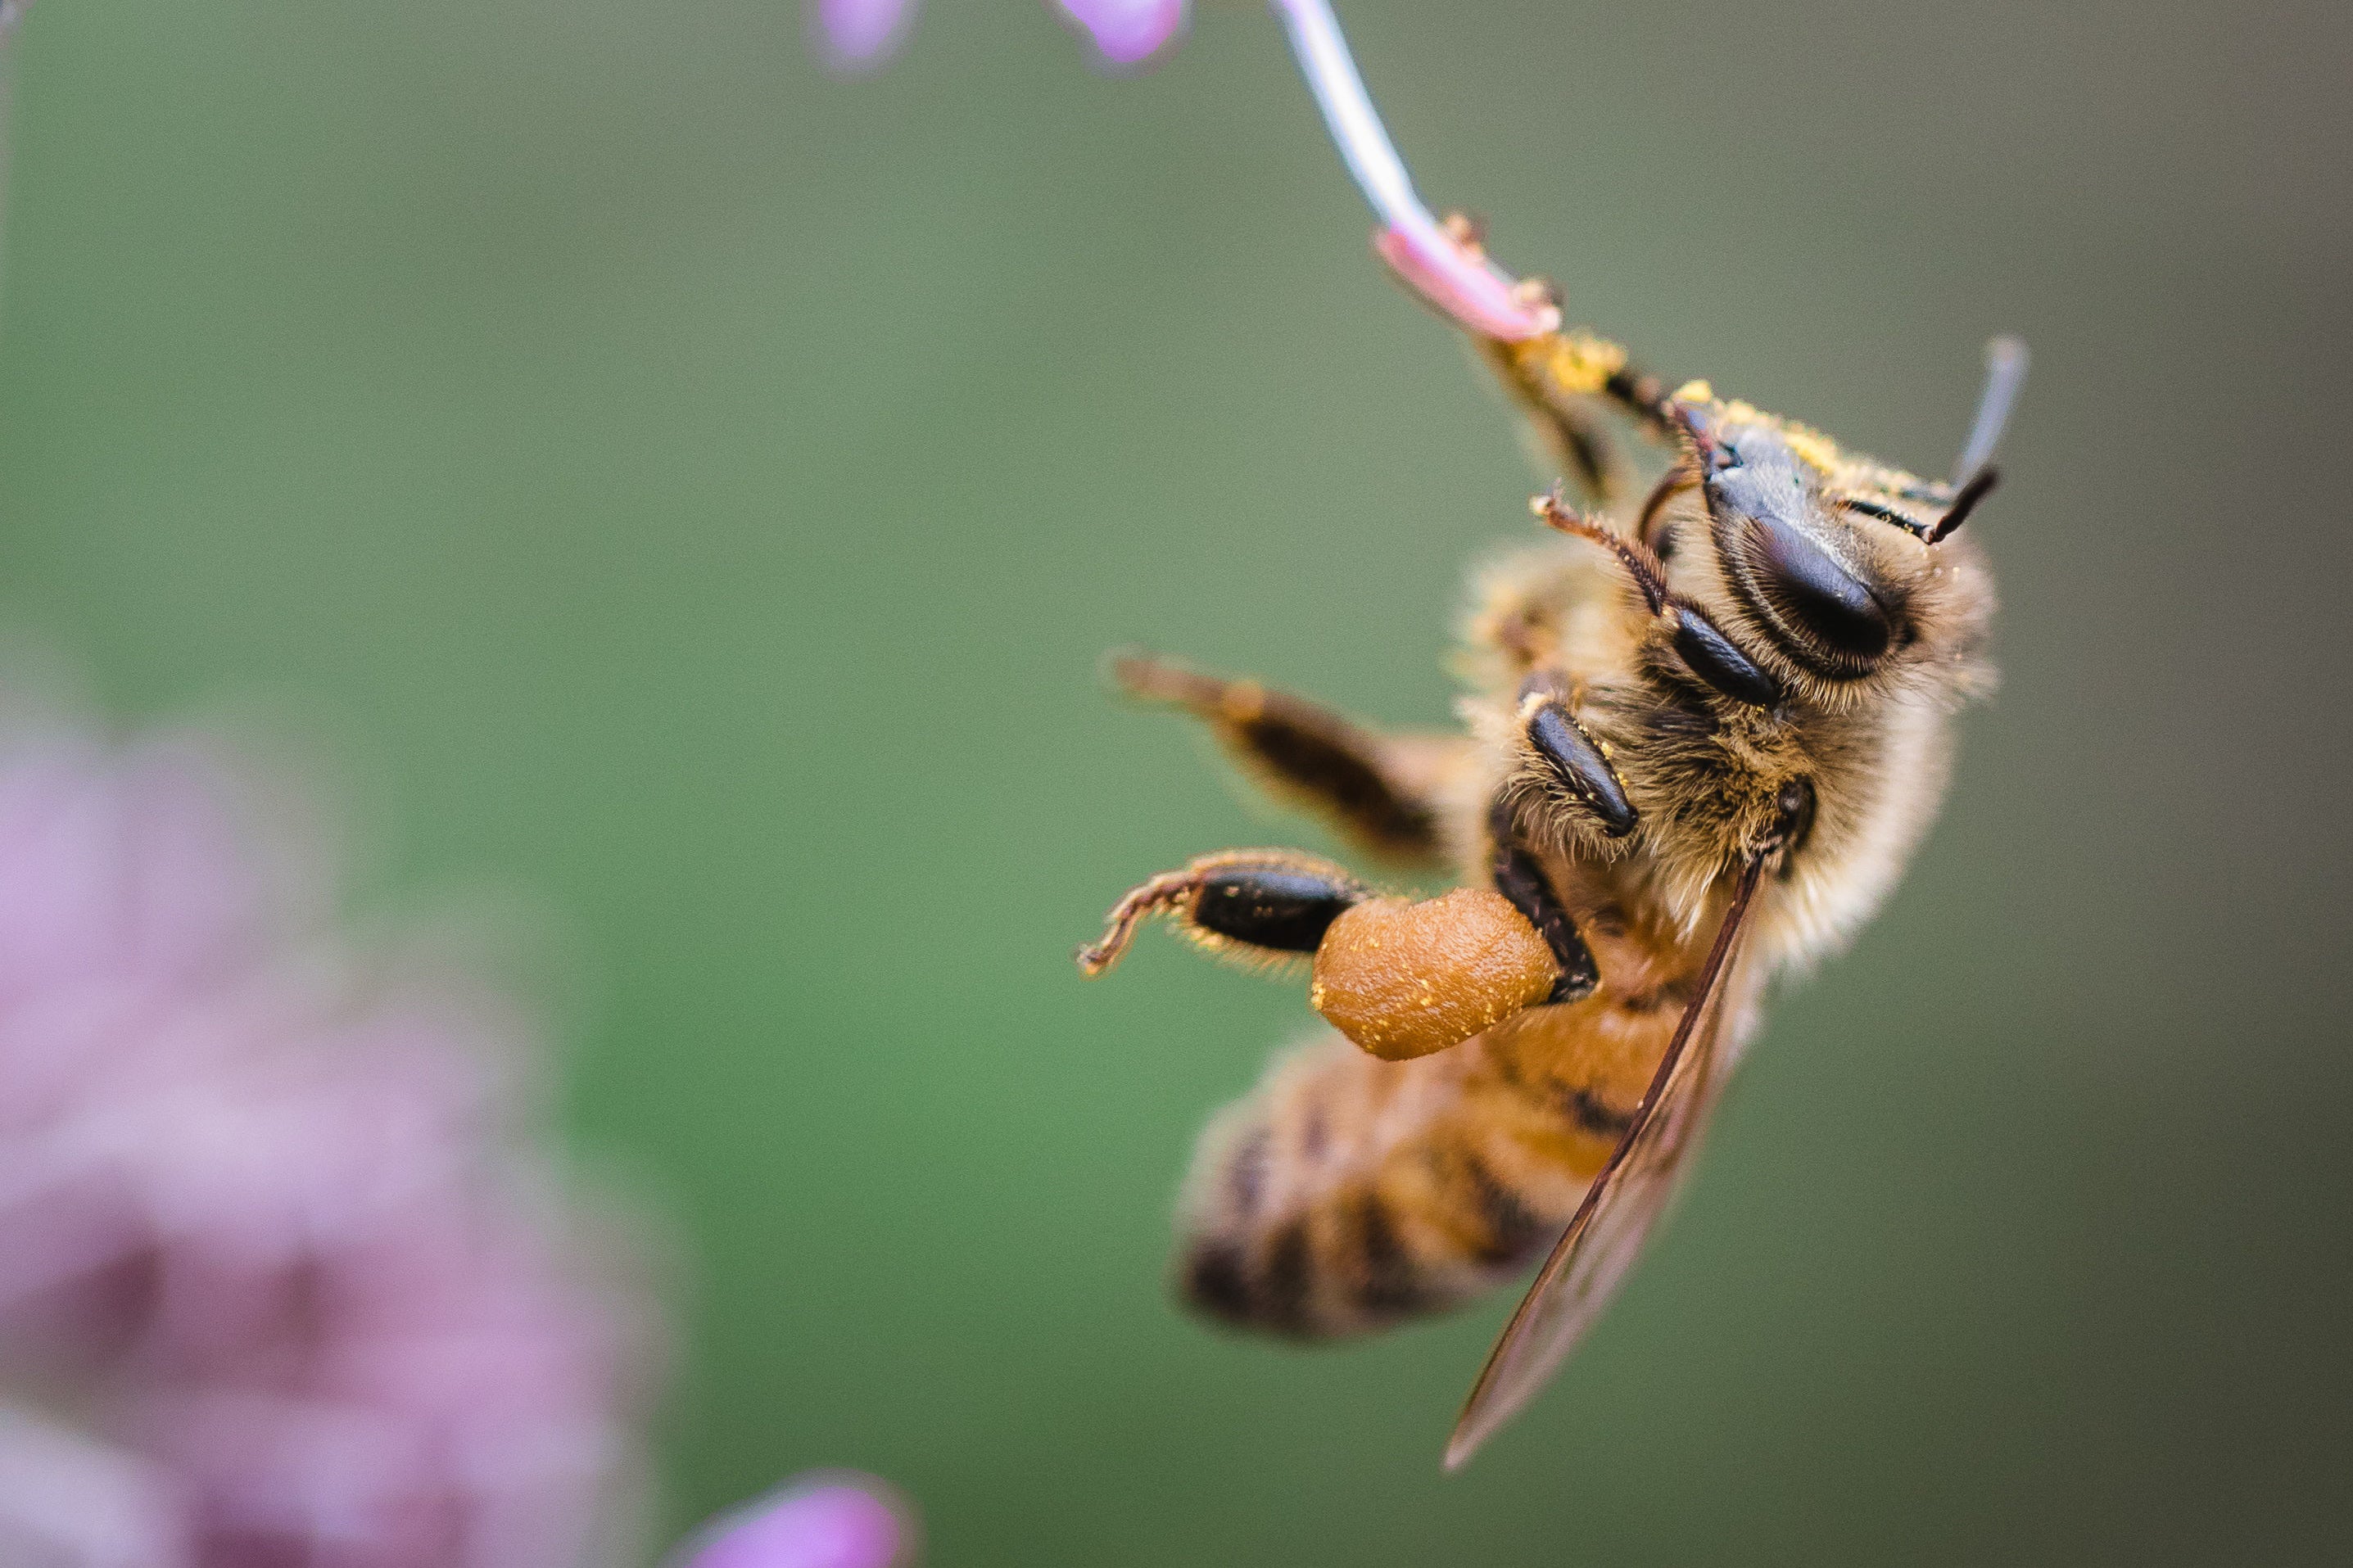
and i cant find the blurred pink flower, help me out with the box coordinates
[0,706,658,1567]
[811,0,918,74]
[1053,0,1188,66]
[677,1475,913,1568]
[811,0,1187,74]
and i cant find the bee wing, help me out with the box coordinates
[1443,856,1767,1470]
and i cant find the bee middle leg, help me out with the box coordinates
[1110,653,1462,868]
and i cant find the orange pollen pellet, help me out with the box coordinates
[1309,888,1560,1062]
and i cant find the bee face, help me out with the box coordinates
[1680,401,1982,691]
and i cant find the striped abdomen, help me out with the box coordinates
[1176,990,1685,1337]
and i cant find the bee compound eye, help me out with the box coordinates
[1743,513,1892,667]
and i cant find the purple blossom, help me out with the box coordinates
[811,0,919,74]
[1053,0,1188,66]
[677,1475,913,1568]
[0,695,925,1566]
[810,0,1188,74]
[0,703,657,1567]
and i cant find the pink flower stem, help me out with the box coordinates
[1267,0,1558,341]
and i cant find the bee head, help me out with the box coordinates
[1670,394,1993,689]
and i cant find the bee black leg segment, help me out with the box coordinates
[1668,604,1782,708]
[1477,324,1678,504]
[1109,653,1451,865]
[1520,698,1639,838]
[1487,800,1600,1004]
[1076,851,1370,978]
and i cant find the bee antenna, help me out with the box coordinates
[1664,398,1726,472]
[1951,336,2029,486]
[1533,489,1670,615]
[1927,467,1999,545]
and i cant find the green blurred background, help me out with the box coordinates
[3,0,2349,1561]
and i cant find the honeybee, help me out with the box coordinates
[1075,221,2025,1462]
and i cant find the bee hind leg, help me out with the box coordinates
[1309,885,1565,1061]
[1075,851,1567,1065]
[1107,653,1461,869]
[1487,792,1603,1004]
[1075,851,1371,979]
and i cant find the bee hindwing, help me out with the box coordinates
[1444,854,1767,1470]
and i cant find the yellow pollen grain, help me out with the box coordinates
[1780,425,1844,475]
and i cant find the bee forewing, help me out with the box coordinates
[1443,859,1764,1471]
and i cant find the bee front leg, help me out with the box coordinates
[1405,215,1675,506]
[1508,678,1640,857]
